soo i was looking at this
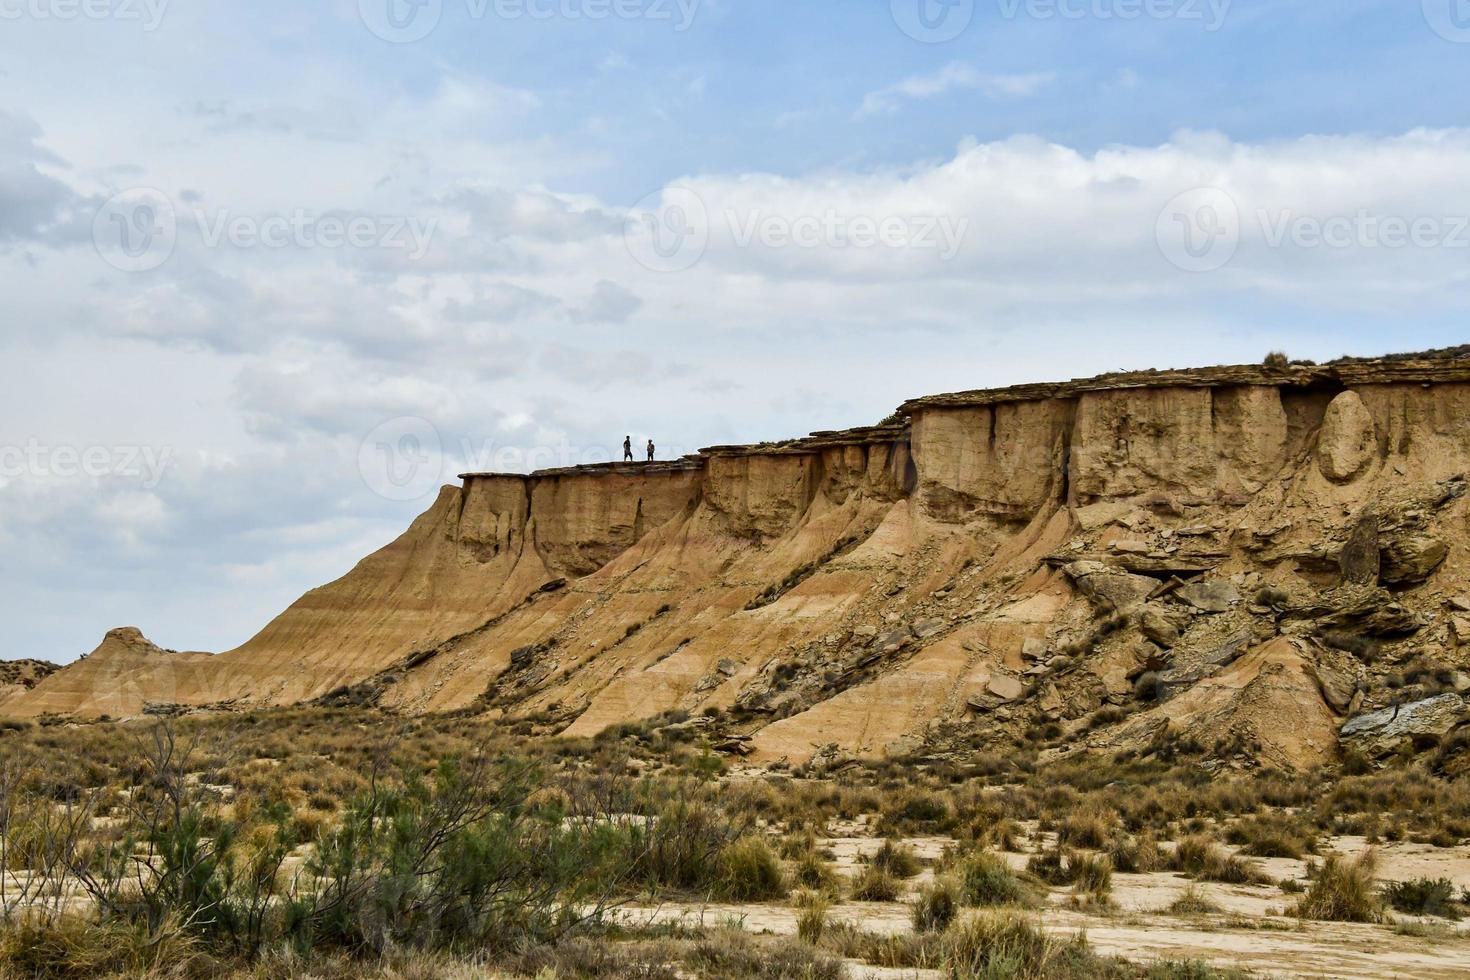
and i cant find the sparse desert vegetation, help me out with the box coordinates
[0,708,1469,977]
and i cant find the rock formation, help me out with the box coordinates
[9,347,1470,771]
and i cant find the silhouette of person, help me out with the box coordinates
[646,439,655,462]
[623,436,633,462]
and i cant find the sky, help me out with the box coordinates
[3,0,1470,663]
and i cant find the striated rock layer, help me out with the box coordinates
[12,349,1470,771]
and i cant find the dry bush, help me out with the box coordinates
[1165,883,1223,916]
[1291,851,1384,923]
[849,865,902,902]
[911,876,961,933]
[940,910,1119,979]
[1170,834,1267,885]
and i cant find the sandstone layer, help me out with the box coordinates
[10,348,1470,771]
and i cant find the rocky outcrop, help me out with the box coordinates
[9,348,1470,773]
[1340,695,1467,759]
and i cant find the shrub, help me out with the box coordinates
[1291,851,1384,923]
[869,838,922,878]
[941,911,1111,978]
[1171,834,1267,884]
[1227,815,1315,859]
[1263,351,1290,369]
[1135,672,1165,702]
[714,836,787,901]
[912,876,961,933]
[1109,834,1165,873]
[956,850,1039,907]
[690,928,844,980]
[791,849,838,892]
[794,892,831,945]
[1165,883,1223,916]
[1383,877,1461,920]
[850,865,902,902]
[1058,809,1116,850]
[1068,853,1113,896]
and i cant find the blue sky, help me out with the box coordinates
[2,0,1469,664]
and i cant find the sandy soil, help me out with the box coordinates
[613,832,1470,979]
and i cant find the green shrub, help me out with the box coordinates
[714,836,787,901]
[956,850,1039,907]
[1383,877,1461,920]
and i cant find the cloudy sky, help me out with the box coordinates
[2,0,1469,663]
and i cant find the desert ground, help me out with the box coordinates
[3,707,1470,979]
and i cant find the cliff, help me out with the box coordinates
[11,348,1470,771]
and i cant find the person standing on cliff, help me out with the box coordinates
[646,439,655,462]
[623,436,633,462]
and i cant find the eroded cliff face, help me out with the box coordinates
[13,351,1470,772]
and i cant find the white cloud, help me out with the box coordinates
[858,64,1056,117]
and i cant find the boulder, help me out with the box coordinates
[1139,604,1184,647]
[1206,631,1253,667]
[1177,581,1241,614]
[1064,561,1156,613]
[1380,533,1449,586]
[912,617,947,639]
[1340,694,1467,758]
[1317,391,1378,484]
[986,673,1025,702]
[871,628,912,654]
[1021,637,1049,662]
[1311,653,1359,715]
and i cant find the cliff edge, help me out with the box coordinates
[10,348,1470,771]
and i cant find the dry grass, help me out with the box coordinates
[1292,851,1384,923]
